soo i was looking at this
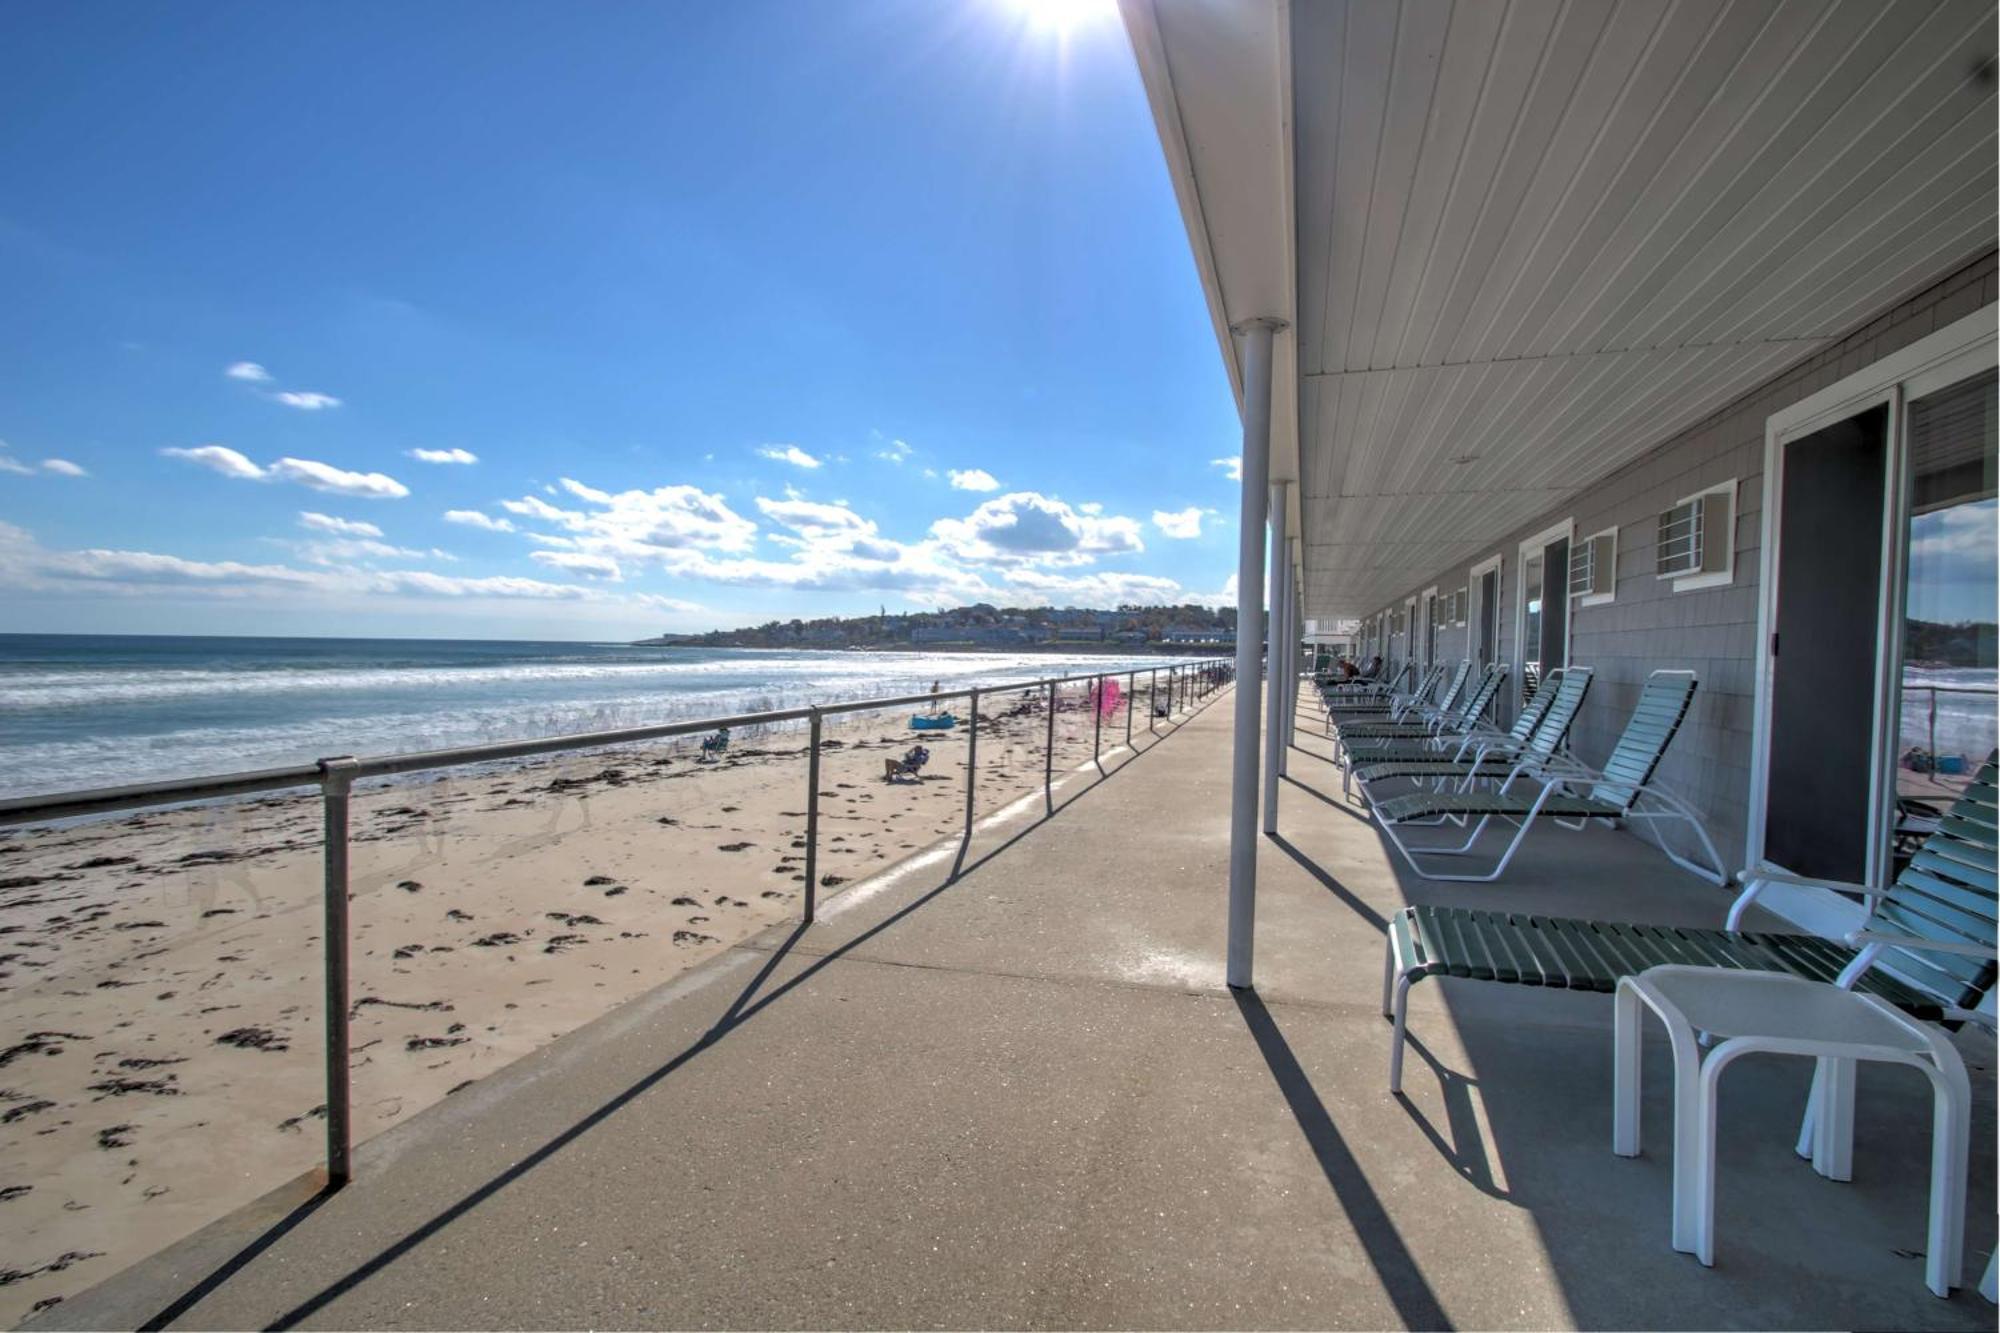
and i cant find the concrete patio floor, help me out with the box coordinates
[39,682,1997,1330]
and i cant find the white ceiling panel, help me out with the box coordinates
[1282,0,1997,616]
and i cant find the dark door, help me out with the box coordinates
[1764,405,1888,882]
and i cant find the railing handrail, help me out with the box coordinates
[0,657,1230,827]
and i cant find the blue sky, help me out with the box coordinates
[0,0,1241,640]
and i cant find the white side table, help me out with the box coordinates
[1612,964,1971,1298]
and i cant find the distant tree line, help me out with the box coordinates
[1905,618,1997,668]
[645,602,1239,649]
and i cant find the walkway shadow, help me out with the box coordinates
[1279,772,1370,823]
[265,919,814,1329]
[1391,1031,1510,1202]
[1269,832,1387,933]
[1232,988,1454,1331]
[138,1183,336,1331]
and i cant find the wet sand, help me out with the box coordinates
[0,683,1167,1326]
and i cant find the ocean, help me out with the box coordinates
[0,635,1179,801]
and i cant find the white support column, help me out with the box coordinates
[1228,317,1281,991]
[1264,484,1289,819]
[1283,535,1301,763]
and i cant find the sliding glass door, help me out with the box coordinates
[1755,311,1998,888]
[1517,523,1572,705]
[1890,369,1997,867]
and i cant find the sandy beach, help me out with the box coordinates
[0,678,1188,1326]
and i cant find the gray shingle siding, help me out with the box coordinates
[1359,249,1997,872]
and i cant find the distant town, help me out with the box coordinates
[634,603,1239,653]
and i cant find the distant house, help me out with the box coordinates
[1162,628,1233,645]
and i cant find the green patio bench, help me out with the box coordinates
[1382,754,1998,1095]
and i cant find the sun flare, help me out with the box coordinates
[1009,0,1118,37]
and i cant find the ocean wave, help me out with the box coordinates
[0,648,1133,711]
[0,648,1172,798]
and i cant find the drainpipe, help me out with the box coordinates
[1228,317,1282,991]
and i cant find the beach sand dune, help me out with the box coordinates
[0,682,1167,1325]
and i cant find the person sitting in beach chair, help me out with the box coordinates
[698,726,730,763]
[884,744,930,783]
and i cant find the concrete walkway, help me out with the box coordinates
[42,685,1996,1330]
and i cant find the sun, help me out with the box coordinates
[1010,0,1118,37]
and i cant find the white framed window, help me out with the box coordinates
[1657,479,1737,591]
[1449,587,1468,624]
[1570,526,1618,605]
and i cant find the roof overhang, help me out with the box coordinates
[1125,0,1999,619]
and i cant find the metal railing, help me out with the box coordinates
[1900,681,1998,786]
[0,656,1233,1187]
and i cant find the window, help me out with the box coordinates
[1657,480,1736,591]
[1450,587,1468,624]
[1570,527,1617,605]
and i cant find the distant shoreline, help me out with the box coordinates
[628,638,1233,655]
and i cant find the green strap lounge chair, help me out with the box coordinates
[1325,662,1439,725]
[1334,661,1472,745]
[1337,663,1507,760]
[1368,669,1722,884]
[1343,667,1589,801]
[1381,758,2000,1136]
[1321,659,1409,706]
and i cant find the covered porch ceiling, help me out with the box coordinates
[1122,0,1999,620]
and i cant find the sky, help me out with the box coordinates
[0,0,1243,641]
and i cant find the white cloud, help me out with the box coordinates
[930,492,1145,567]
[1210,456,1243,482]
[298,511,384,538]
[267,457,406,498]
[500,480,758,558]
[874,438,914,464]
[0,456,32,476]
[162,446,409,499]
[40,458,86,477]
[292,536,437,566]
[1153,507,1207,539]
[997,568,1185,606]
[754,495,877,538]
[948,468,1001,492]
[225,361,272,383]
[756,444,822,470]
[0,520,650,607]
[531,550,623,581]
[271,390,342,411]
[408,447,479,465]
[162,444,266,480]
[1078,502,1103,515]
[443,509,515,532]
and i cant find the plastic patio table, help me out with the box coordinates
[1611,964,1971,1298]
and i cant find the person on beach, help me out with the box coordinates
[929,679,942,715]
